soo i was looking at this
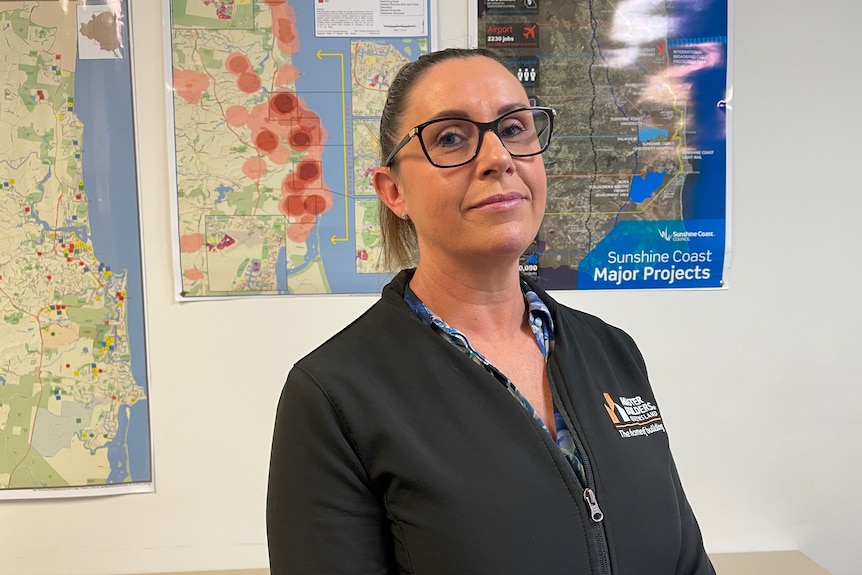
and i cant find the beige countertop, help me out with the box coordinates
[135,550,830,575]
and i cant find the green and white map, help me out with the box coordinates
[0,2,150,497]
[168,0,430,296]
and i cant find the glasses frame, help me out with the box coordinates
[384,106,556,169]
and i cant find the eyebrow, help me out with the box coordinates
[423,103,531,123]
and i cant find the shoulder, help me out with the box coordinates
[293,269,432,380]
[299,297,415,367]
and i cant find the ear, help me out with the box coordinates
[372,166,406,216]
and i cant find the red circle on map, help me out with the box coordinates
[242,157,267,179]
[225,53,250,75]
[276,19,296,44]
[281,174,300,195]
[297,161,319,181]
[290,130,311,149]
[267,145,290,165]
[225,105,249,127]
[275,64,300,86]
[256,130,279,153]
[238,72,262,94]
[305,195,326,216]
[284,196,306,217]
[270,92,297,116]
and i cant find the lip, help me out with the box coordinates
[471,192,527,210]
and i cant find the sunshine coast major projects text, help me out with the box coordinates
[594,249,716,287]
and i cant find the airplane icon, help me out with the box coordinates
[523,24,537,39]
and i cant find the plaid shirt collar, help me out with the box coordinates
[404,279,555,359]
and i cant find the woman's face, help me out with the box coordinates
[375,56,548,270]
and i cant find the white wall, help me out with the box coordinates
[2,1,861,574]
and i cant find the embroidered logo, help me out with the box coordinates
[603,392,666,438]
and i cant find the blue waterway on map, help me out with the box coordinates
[125,399,150,480]
[105,401,131,483]
[289,0,428,294]
[276,246,287,291]
[214,183,234,204]
[36,166,51,189]
[30,168,57,229]
[638,127,668,141]
[668,0,728,221]
[101,399,150,482]
[630,171,667,203]
[74,6,151,483]
[30,166,93,243]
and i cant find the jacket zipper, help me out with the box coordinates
[584,487,604,522]
[548,369,613,575]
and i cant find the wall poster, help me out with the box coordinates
[166,0,433,297]
[476,0,731,290]
[0,1,152,499]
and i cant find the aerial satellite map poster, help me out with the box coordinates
[477,0,731,290]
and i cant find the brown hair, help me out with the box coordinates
[376,48,507,271]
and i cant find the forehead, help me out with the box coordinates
[405,56,529,120]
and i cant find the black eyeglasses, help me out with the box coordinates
[384,106,556,168]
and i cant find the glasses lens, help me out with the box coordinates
[419,119,480,167]
[498,108,552,157]
[417,108,553,168]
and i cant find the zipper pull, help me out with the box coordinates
[583,488,604,523]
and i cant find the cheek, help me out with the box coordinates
[405,174,460,227]
[524,166,548,206]
[421,176,464,214]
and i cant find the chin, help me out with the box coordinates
[481,231,538,260]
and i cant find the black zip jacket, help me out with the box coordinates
[267,270,714,575]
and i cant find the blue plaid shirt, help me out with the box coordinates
[404,282,586,483]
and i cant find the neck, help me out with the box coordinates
[409,257,526,339]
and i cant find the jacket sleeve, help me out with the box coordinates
[670,457,716,575]
[266,366,392,575]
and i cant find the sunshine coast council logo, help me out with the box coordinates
[603,392,666,438]
[658,228,715,242]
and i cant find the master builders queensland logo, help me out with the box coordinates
[603,392,666,438]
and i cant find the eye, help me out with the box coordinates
[500,121,527,138]
[499,116,530,140]
[424,120,474,150]
[437,129,468,147]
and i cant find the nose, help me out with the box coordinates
[475,128,514,174]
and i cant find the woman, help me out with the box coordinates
[267,48,714,575]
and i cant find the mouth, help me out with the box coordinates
[472,192,527,210]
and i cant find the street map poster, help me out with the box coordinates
[166,0,431,297]
[477,0,731,290]
[0,2,152,498]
